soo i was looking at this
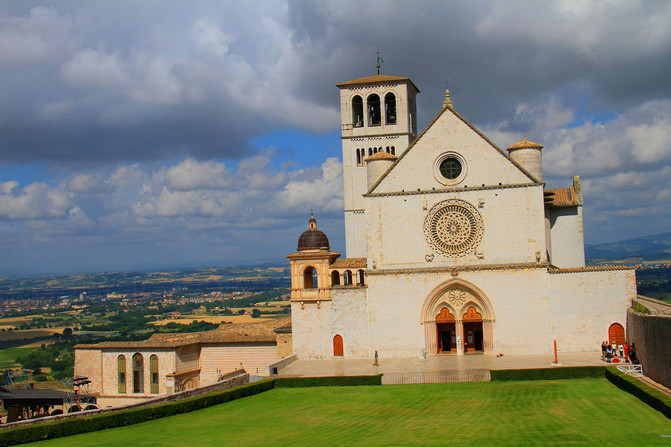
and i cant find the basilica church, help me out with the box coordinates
[287,74,637,358]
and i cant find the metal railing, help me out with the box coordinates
[382,369,490,385]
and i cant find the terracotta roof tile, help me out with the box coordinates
[331,258,367,269]
[507,138,544,150]
[336,75,420,92]
[545,187,578,207]
[75,318,291,349]
[365,151,397,161]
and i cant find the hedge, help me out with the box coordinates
[0,379,275,447]
[275,375,382,388]
[490,366,606,381]
[604,367,671,420]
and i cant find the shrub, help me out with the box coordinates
[0,380,275,446]
[490,366,605,381]
[275,375,382,388]
[604,367,671,420]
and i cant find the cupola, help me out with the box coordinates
[297,213,330,251]
[506,137,544,182]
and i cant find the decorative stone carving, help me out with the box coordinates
[424,199,484,256]
[462,306,482,321]
[425,253,434,262]
[435,307,455,323]
[447,289,467,306]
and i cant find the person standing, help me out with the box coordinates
[601,341,607,361]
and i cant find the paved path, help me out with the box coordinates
[278,352,605,377]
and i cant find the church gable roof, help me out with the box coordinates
[367,105,540,195]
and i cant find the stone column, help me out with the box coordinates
[483,320,493,352]
[424,321,437,355]
[456,320,464,355]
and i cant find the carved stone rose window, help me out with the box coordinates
[424,199,484,256]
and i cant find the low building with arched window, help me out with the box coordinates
[287,73,636,359]
[74,318,291,407]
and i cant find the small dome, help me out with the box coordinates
[297,214,330,251]
[507,137,543,151]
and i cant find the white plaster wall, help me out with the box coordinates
[365,185,547,269]
[344,210,367,258]
[331,288,370,357]
[199,344,277,382]
[372,109,534,194]
[291,288,369,359]
[366,267,553,357]
[549,207,586,268]
[548,269,636,352]
[291,300,334,359]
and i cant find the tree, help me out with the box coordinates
[62,327,73,337]
[251,309,260,319]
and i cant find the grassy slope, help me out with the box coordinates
[26,379,671,446]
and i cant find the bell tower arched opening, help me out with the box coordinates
[421,279,494,356]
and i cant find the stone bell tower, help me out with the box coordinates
[336,75,420,258]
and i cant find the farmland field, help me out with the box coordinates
[149,315,273,326]
[26,379,671,446]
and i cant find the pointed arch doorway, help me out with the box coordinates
[422,279,494,356]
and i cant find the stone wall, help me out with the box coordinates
[548,268,635,352]
[627,304,671,389]
[1,371,249,430]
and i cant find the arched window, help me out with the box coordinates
[117,355,126,394]
[391,146,395,155]
[357,269,365,286]
[385,92,397,125]
[367,94,381,126]
[352,96,364,127]
[333,334,344,357]
[344,270,352,286]
[132,353,144,393]
[150,354,159,394]
[331,270,341,286]
[356,149,361,166]
[303,266,317,289]
[368,148,372,156]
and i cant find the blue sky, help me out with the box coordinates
[2,1,671,276]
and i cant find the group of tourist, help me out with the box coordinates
[601,341,638,364]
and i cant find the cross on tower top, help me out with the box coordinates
[375,50,383,75]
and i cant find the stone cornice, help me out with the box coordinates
[548,266,635,274]
[341,132,413,141]
[366,262,550,276]
[364,182,541,198]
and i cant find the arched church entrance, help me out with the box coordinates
[422,280,494,356]
[462,306,483,352]
[435,307,456,353]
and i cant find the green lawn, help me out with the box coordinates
[26,378,671,446]
[0,347,29,369]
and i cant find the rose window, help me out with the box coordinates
[424,199,483,256]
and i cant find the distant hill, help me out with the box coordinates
[586,232,671,263]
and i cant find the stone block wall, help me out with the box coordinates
[627,308,671,389]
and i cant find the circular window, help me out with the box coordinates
[439,158,462,179]
[424,199,483,256]
[434,152,467,185]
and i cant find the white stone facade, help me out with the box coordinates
[288,74,636,359]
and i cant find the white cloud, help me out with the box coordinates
[60,48,131,87]
[0,6,75,65]
[165,159,233,191]
[0,181,71,220]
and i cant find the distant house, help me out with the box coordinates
[74,318,292,407]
